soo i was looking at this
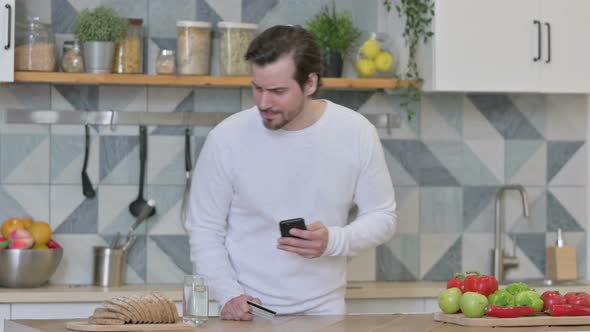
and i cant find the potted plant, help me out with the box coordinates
[383,0,434,121]
[73,6,127,73]
[307,5,360,77]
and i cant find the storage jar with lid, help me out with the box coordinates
[156,49,176,75]
[113,18,143,74]
[177,21,211,75]
[217,22,257,76]
[61,40,84,73]
[15,17,56,71]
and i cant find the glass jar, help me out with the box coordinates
[61,40,84,73]
[217,22,257,76]
[355,32,396,78]
[113,18,143,74]
[15,17,56,71]
[156,49,176,75]
[177,21,211,75]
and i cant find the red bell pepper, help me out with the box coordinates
[463,271,498,297]
[541,291,566,311]
[446,273,465,292]
[485,305,540,318]
[564,292,590,308]
[548,304,590,316]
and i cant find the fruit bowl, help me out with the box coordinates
[0,248,63,288]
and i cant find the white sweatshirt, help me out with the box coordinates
[186,100,396,315]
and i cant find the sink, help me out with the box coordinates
[500,278,590,287]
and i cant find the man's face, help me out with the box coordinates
[251,55,313,130]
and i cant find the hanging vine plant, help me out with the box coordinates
[383,0,434,121]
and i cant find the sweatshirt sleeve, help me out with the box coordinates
[185,130,244,308]
[323,126,396,257]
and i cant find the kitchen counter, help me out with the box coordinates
[6,315,590,332]
[0,281,588,303]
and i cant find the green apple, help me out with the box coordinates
[438,288,462,314]
[459,292,488,318]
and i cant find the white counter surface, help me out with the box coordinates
[0,281,587,303]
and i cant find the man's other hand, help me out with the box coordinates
[220,295,261,320]
[277,221,328,258]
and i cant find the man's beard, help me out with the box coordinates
[260,109,289,130]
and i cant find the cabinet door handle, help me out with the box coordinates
[4,4,11,50]
[533,20,541,62]
[544,22,551,63]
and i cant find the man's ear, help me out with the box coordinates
[304,73,319,96]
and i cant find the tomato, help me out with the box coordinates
[438,288,462,314]
[564,292,590,308]
[463,272,498,297]
[459,292,488,318]
[541,291,566,311]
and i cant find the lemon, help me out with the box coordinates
[360,39,380,59]
[374,51,394,72]
[32,242,48,250]
[27,221,52,245]
[355,59,376,78]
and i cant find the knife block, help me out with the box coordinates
[546,245,578,281]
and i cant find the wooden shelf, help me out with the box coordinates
[13,72,414,90]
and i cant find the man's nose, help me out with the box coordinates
[258,91,272,110]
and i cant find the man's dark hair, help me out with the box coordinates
[245,25,323,96]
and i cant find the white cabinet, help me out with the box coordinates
[539,0,590,93]
[420,0,590,93]
[0,0,14,82]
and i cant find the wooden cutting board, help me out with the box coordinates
[433,312,590,327]
[66,321,194,331]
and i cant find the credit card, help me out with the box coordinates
[247,300,276,319]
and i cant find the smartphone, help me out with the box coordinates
[247,300,276,319]
[279,218,307,238]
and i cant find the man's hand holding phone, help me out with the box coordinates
[220,295,261,321]
[277,218,328,258]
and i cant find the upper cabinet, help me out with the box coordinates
[0,0,14,82]
[420,0,590,93]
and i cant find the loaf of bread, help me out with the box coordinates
[89,292,179,325]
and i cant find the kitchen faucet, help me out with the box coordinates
[491,185,530,285]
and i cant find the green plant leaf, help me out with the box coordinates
[306,6,360,56]
[73,6,127,43]
[384,0,434,121]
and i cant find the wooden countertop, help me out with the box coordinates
[0,281,588,303]
[6,315,590,332]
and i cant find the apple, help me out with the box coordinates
[459,292,488,318]
[9,228,34,249]
[438,287,462,314]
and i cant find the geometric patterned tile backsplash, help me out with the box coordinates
[5,0,587,285]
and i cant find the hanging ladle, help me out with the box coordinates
[129,126,156,218]
[81,124,95,198]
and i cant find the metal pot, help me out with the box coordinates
[82,41,115,73]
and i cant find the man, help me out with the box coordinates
[185,25,396,320]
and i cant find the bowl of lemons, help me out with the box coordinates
[0,217,63,287]
[355,33,395,78]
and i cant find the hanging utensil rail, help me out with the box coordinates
[5,109,401,130]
